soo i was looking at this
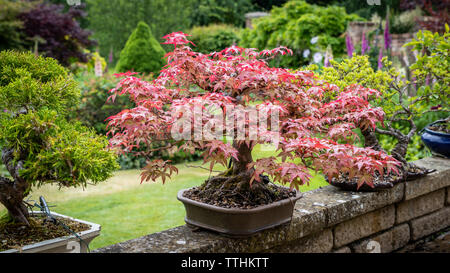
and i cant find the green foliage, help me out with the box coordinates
[116,21,166,74]
[189,0,254,27]
[86,0,193,64]
[320,55,395,97]
[71,72,135,135]
[0,110,117,187]
[0,0,32,51]
[0,50,79,113]
[240,0,362,68]
[189,24,241,54]
[390,8,422,34]
[306,0,401,20]
[405,25,450,104]
[0,50,118,190]
[72,71,201,170]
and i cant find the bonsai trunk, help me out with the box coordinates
[0,148,30,225]
[231,141,253,176]
[391,136,409,165]
[361,128,383,151]
[0,178,30,225]
[191,140,287,206]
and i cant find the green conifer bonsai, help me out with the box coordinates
[0,51,119,225]
[116,21,166,74]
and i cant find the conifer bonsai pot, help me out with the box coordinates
[177,187,301,236]
[1,211,100,253]
[420,119,450,158]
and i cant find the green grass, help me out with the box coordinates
[0,145,328,250]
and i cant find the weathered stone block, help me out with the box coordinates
[265,229,333,253]
[294,183,403,229]
[333,205,395,248]
[324,184,403,227]
[446,187,450,206]
[410,207,450,241]
[396,189,445,224]
[405,157,450,200]
[287,199,328,241]
[351,224,410,253]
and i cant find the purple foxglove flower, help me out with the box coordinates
[346,33,354,57]
[378,48,383,70]
[384,17,392,50]
[324,45,333,67]
[109,47,114,63]
[324,55,330,67]
[361,31,370,55]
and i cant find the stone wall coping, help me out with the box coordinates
[95,157,449,253]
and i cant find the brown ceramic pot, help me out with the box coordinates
[177,188,302,236]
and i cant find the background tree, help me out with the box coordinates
[240,0,361,68]
[115,21,166,74]
[0,0,33,51]
[0,51,118,225]
[86,0,193,65]
[251,0,288,11]
[189,24,241,54]
[18,2,96,66]
[189,0,254,27]
[307,0,401,19]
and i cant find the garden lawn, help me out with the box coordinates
[0,145,328,250]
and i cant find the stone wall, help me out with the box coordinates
[347,21,416,60]
[95,157,450,253]
[244,12,269,29]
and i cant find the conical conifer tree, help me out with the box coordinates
[116,21,165,74]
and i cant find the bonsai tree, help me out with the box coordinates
[319,26,449,177]
[116,21,166,74]
[107,32,400,205]
[0,51,118,225]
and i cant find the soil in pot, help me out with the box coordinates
[0,214,90,252]
[183,174,297,209]
[329,164,435,192]
[428,122,450,134]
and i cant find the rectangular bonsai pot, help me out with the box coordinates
[1,211,101,253]
[177,188,302,236]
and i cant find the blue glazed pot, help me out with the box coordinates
[421,121,450,158]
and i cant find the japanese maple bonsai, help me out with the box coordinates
[0,51,118,248]
[107,32,400,234]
